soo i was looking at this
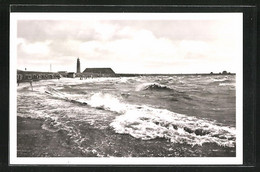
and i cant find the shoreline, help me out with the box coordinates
[17,116,236,158]
[17,116,81,157]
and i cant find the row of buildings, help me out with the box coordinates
[17,58,234,82]
[17,70,61,82]
[17,58,116,82]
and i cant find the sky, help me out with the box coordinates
[16,13,242,74]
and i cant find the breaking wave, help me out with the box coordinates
[110,107,236,147]
[219,83,236,87]
[84,92,127,113]
[210,78,235,85]
[136,83,175,92]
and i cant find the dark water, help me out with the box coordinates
[17,75,236,157]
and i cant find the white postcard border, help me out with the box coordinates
[10,12,243,165]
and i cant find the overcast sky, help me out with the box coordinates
[16,14,242,74]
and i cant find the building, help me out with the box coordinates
[222,71,228,75]
[67,72,76,78]
[17,70,58,82]
[58,71,68,77]
[76,58,81,73]
[82,68,116,77]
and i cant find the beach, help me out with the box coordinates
[17,116,82,157]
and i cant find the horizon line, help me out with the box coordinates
[17,69,235,75]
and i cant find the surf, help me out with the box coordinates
[42,86,236,148]
[136,83,175,92]
[110,107,236,147]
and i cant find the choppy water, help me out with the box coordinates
[17,75,236,157]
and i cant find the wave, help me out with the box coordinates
[85,92,127,113]
[41,122,60,132]
[136,83,175,92]
[110,108,236,147]
[219,83,236,87]
[43,86,235,147]
[40,114,103,157]
[117,77,137,83]
[43,86,128,113]
[83,93,235,148]
[44,86,90,106]
[210,78,235,85]
[212,78,228,82]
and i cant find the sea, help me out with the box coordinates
[17,75,236,157]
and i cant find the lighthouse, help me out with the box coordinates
[76,58,81,73]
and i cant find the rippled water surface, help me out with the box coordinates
[17,75,236,157]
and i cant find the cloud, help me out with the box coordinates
[108,20,228,41]
[17,17,242,73]
[18,39,51,55]
[18,20,99,42]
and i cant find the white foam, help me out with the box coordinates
[85,92,128,113]
[219,83,236,87]
[110,106,236,147]
[135,83,156,91]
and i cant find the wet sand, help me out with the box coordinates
[17,116,81,157]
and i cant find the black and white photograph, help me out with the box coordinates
[9,13,243,165]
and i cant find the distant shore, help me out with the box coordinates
[116,73,236,77]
